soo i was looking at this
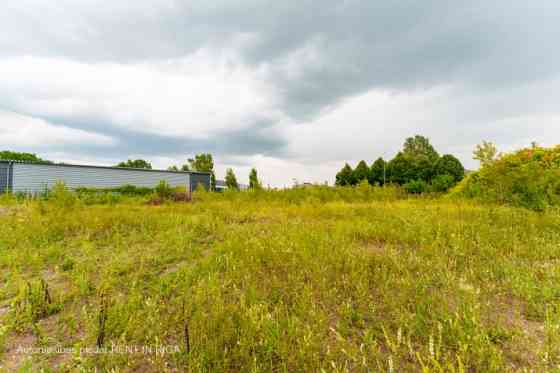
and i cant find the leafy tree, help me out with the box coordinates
[0,150,52,164]
[387,135,440,186]
[403,135,439,163]
[353,160,369,183]
[187,153,215,190]
[188,153,213,172]
[116,159,152,169]
[473,141,498,167]
[181,164,190,171]
[387,153,416,184]
[335,163,356,186]
[249,168,262,189]
[167,165,179,171]
[369,157,387,185]
[404,179,428,194]
[225,168,239,190]
[430,174,456,192]
[433,154,465,182]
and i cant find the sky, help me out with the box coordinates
[1,1,559,187]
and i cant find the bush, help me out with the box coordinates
[450,145,560,210]
[49,182,77,209]
[404,179,427,194]
[155,180,172,200]
[430,174,456,192]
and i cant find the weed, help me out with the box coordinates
[0,187,558,371]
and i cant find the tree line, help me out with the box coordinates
[335,135,465,193]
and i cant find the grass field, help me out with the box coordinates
[1,187,559,372]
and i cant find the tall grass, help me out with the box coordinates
[0,187,559,371]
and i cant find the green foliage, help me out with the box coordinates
[434,154,465,182]
[335,163,356,186]
[167,165,180,171]
[387,152,417,184]
[0,150,52,164]
[1,188,558,371]
[403,135,439,163]
[404,179,428,194]
[388,137,438,187]
[116,159,152,169]
[76,184,153,197]
[369,157,387,185]
[210,172,217,191]
[225,168,239,190]
[16,280,61,325]
[49,181,77,209]
[249,168,262,190]
[430,174,456,192]
[473,141,499,167]
[353,160,370,184]
[188,153,214,172]
[451,145,560,210]
[155,180,173,199]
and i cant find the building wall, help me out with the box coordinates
[11,163,193,193]
[0,163,10,194]
[189,172,211,192]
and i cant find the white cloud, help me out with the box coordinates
[0,53,276,139]
[0,110,115,147]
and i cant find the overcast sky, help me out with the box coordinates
[1,1,558,186]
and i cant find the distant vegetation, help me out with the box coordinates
[0,150,52,164]
[169,153,217,190]
[335,135,465,193]
[115,159,153,169]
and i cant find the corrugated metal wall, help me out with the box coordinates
[0,163,10,193]
[11,163,192,193]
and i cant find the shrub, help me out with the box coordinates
[155,180,172,200]
[49,181,77,209]
[450,145,560,210]
[404,179,427,194]
[430,174,456,192]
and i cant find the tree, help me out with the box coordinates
[167,165,179,171]
[249,168,262,189]
[353,160,370,183]
[180,164,190,172]
[369,157,387,185]
[116,159,152,169]
[225,168,239,190]
[433,154,465,182]
[403,135,439,163]
[430,174,456,192]
[187,153,215,190]
[188,153,213,172]
[387,152,416,184]
[335,163,356,186]
[473,141,498,167]
[0,151,52,164]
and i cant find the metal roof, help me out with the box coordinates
[0,159,211,175]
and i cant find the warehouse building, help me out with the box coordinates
[0,160,211,194]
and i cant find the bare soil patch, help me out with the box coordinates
[0,332,36,372]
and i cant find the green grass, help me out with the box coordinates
[1,187,559,372]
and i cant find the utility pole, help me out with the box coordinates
[383,162,386,186]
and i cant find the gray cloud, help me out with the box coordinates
[18,113,287,159]
[1,0,559,184]
[3,1,558,122]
